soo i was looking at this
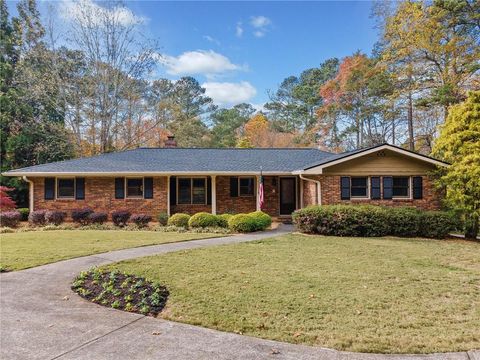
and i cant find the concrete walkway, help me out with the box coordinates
[1,225,478,360]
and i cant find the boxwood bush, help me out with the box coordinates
[45,210,67,225]
[292,205,459,239]
[188,212,220,228]
[167,213,190,228]
[18,208,30,221]
[0,211,21,228]
[216,214,232,228]
[228,214,258,233]
[157,212,169,226]
[250,211,272,230]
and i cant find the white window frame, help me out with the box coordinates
[56,177,76,200]
[177,177,208,205]
[238,176,255,197]
[350,176,370,199]
[125,177,145,199]
[392,176,412,199]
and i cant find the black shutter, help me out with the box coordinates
[170,176,176,205]
[371,177,381,199]
[383,177,393,199]
[44,177,55,200]
[115,178,125,199]
[207,177,212,205]
[144,177,153,199]
[340,177,351,200]
[75,178,85,200]
[230,177,238,197]
[413,176,423,199]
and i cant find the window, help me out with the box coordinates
[178,178,207,204]
[57,178,75,198]
[127,178,143,198]
[392,177,409,197]
[239,177,255,196]
[351,177,368,198]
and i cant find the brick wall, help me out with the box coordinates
[317,175,441,210]
[32,177,168,218]
[301,178,318,207]
[171,204,212,215]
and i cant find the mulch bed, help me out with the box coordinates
[72,268,169,316]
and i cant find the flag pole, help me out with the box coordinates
[259,166,264,210]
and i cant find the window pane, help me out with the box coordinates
[239,177,254,196]
[351,177,367,197]
[192,178,206,204]
[392,177,409,197]
[58,179,75,198]
[127,178,143,197]
[178,178,191,204]
[351,177,367,187]
[351,187,367,197]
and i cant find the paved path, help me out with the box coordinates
[1,226,478,360]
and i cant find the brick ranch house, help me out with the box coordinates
[3,142,448,219]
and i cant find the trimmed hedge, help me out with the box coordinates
[130,213,152,228]
[228,211,272,233]
[167,213,190,228]
[28,210,47,226]
[72,208,94,225]
[45,210,67,225]
[89,212,108,224]
[250,211,272,230]
[18,208,30,221]
[216,214,232,228]
[0,211,21,228]
[112,210,131,227]
[188,212,220,228]
[292,205,459,239]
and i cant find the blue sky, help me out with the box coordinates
[10,1,379,108]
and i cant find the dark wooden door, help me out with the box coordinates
[280,177,296,215]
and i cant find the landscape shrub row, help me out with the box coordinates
[0,208,272,233]
[292,205,459,239]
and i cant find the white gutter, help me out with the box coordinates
[22,176,34,211]
[3,171,293,177]
[299,173,321,206]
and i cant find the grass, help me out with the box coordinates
[0,230,221,271]
[106,234,480,354]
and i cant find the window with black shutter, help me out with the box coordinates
[75,178,85,200]
[340,177,351,200]
[370,177,381,199]
[144,177,153,199]
[392,177,409,198]
[57,178,75,198]
[126,178,143,198]
[115,178,125,199]
[383,177,393,199]
[177,178,206,205]
[351,177,368,198]
[413,176,423,199]
[239,177,255,196]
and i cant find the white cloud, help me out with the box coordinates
[59,0,147,26]
[202,81,257,105]
[250,16,271,28]
[236,22,244,37]
[203,35,220,46]
[249,15,272,38]
[160,50,243,76]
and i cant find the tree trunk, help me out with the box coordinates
[407,90,414,151]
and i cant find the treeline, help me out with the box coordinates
[0,0,479,206]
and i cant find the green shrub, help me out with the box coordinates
[418,211,459,238]
[228,214,258,233]
[188,212,219,228]
[157,212,169,226]
[167,213,190,228]
[18,208,30,221]
[293,205,458,239]
[216,214,232,228]
[250,211,272,230]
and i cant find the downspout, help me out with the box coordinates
[299,174,322,206]
[22,176,34,211]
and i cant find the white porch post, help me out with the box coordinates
[211,175,217,215]
[299,177,304,209]
[256,175,261,211]
[167,175,171,216]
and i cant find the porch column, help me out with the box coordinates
[256,175,261,211]
[211,175,217,215]
[167,175,171,216]
[299,177,304,209]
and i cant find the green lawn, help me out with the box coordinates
[106,234,480,354]
[0,230,221,271]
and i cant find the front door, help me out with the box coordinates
[280,177,296,215]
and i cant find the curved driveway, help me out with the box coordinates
[1,226,478,360]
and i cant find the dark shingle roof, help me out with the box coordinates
[4,147,339,175]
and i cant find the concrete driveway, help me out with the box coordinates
[1,226,478,360]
